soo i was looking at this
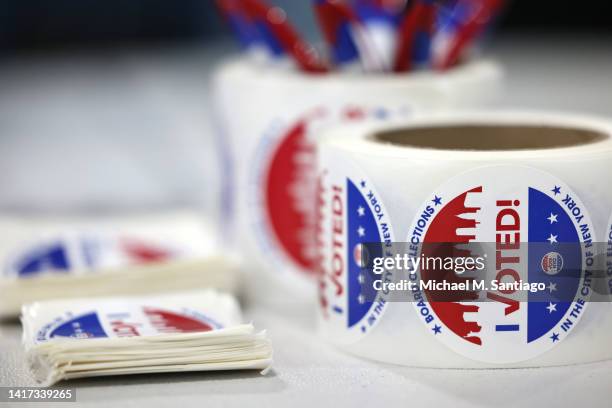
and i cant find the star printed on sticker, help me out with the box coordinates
[360,180,367,188]
[550,332,560,342]
[357,226,365,237]
[547,213,558,224]
[432,196,442,206]
[547,234,558,244]
[357,206,365,217]
[432,325,442,335]
[546,302,557,313]
[548,282,557,293]
[552,186,561,195]
[358,294,365,304]
[358,274,365,284]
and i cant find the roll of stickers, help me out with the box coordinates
[0,211,239,317]
[213,58,501,302]
[317,112,612,367]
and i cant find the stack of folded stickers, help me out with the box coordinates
[21,290,272,385]
[0,211,239,318]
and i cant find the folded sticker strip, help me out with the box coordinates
[22,290,272,385]
[0,211,240,318]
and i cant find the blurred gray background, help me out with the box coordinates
[1,1,611,51]
[0,0,610,214]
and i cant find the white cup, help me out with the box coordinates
[212,58,503,305]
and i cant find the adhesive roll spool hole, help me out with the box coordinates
[212,58,502,304]
[317,111,612,367]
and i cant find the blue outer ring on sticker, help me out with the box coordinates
[318,153,395,343]
[406,165,596,364]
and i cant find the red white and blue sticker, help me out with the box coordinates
[35,305,221,343]
[318,153,395,343]
[407,166,596,363]
[4,234,174,280]
[252,105,409,281]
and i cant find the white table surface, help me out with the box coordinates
[1,35,611,407]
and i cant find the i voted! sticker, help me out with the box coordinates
[407,166,596,364]
[318,153,395,344]
[35,304,221,343]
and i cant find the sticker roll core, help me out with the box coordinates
[317,112,612,368]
